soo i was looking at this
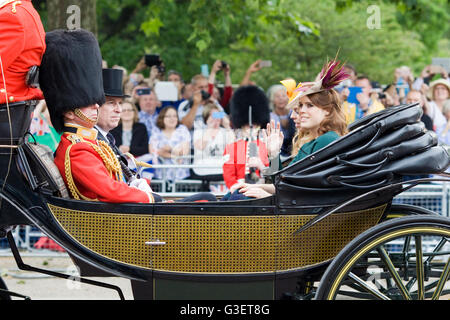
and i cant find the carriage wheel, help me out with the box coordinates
[315,215,450,300]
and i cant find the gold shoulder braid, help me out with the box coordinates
[64,134,124,200]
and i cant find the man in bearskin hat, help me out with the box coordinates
[39,29,156,203]
[222,85,270,195]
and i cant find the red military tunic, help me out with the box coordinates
[222,139,269,189]
[54,130,152,204]
[0,0,46,104]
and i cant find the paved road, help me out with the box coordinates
[0,255,134,300]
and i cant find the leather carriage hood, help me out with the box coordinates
[274,103,450,206]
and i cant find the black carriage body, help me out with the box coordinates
[1,102,449,300]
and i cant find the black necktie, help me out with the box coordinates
[106,132,116,146]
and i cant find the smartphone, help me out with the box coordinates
[154,81,178,101]
[211,111,226,119]
[259,60,272,68]
[429,65,444,75]
[145,54,161,67]
[347,86,362,104]
[201,64,209,77]
[136,88,151,96]
[431,58,450,73]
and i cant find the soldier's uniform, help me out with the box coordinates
[0,0,45,104]
[40,29,155,204]
[54,124,153,203]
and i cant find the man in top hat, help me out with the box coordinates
[95,68,133,180]
[95,68,162,201]
[40,29,155,203]
[222,85,270,194]
[96,68,129,144]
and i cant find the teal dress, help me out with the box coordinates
[289,131,340,166]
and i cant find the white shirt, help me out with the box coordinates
[177,100,224,133]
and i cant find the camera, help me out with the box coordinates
[201,90,211,100]
[145,54,165,73]
[221,61,228,69]
[136,88,151,96]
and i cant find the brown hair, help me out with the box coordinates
[202,103,220,123]
[291,89,347,156]
[120,99,139,123]
[156,106,178,130]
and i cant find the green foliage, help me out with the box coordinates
[38,0,448,91]
[338,0,450,52]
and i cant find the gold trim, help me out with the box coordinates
[63,134,123,199]
[326,227,450,299]
[64,124,98,141]
[74,108,97,127]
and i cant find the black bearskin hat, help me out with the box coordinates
[230,85,270,129]
[39,29,105,133]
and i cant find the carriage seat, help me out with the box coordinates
[18,141,69,198]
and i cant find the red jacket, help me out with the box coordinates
[222,139,269,189]
[0,0,46,104]
[54,133,151,203]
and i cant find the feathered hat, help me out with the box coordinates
[39,29,105,133]
[281,58,350,109]
[230,85,270,129]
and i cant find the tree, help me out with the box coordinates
[335,0,450,53]
[37,0,448,90]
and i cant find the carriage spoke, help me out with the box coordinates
[347,272,390,300]
[377,246,411,300]
[431,255,450,300]
[406,237,448,291]
[402,236,411,281]
[414,235,425,300]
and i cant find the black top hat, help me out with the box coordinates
[102,68,130,98]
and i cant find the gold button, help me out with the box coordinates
[9,96,14,102]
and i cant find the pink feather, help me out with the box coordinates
[319,59,350,90]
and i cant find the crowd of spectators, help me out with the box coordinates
[31,56,450,190]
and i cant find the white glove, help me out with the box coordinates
[129,178,153,193]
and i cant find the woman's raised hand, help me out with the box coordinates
[262,119,284,158]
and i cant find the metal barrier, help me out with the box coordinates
[1,182,449,254]
[392,182,448,217]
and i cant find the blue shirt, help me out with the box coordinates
[138,111,158,137]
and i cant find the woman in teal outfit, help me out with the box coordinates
[230,58,349,199]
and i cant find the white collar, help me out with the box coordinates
[95,125,108,139]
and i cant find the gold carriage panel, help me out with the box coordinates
[48,203,387,274]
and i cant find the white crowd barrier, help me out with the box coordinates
[1,182,449,255]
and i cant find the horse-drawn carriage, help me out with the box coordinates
[0,102,449,300]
